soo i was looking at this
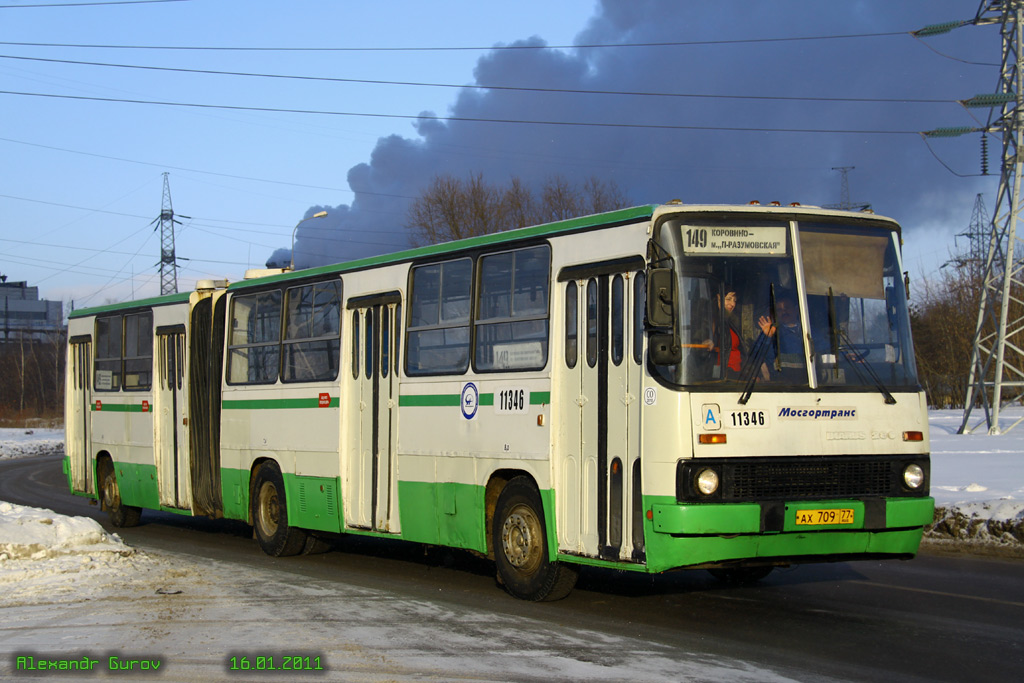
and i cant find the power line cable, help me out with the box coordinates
[0,31,909,52]
[0,236,251,266]
[0,54,963,104]
[0,0,187,8]
[0,89,923,135]
[0,136,402,196]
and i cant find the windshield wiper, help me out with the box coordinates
[834,326,897,405]
[827,288,841,382]
[738,284,776,405]
[738,333,771,405]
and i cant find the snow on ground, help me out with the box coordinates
[0,427,63,460]
[0,412,1021,680]
[927,409,1024,546]
[0,502,795,682]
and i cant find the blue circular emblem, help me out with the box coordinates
[461,382,479,419]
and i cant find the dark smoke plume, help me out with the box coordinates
[281,0,992,272]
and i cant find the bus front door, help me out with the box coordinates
[348,300,400,533]
[155,327,190,509]
[67,337,93,494]
[560,269,644,562]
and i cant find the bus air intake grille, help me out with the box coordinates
[729,460,891,500]
[676,456,930,502]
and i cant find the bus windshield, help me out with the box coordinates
[652,217,919,392]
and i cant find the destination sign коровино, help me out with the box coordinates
[682,226,788,256]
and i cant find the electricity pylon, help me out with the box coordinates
[945,194,989,276]
[825,166,871,212]
[154,173,183,295]
[958,1,1024,434]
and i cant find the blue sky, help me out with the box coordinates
[0,0,996,309]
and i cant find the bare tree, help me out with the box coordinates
[407,173,631,246]
[910,262,982,408]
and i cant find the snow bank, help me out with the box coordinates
[0,427,64,460]
[0,501,146,604]
[0,504,795,682]
[926,410,1024,551]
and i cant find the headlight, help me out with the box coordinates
[903,463,925,490]
[696,468,720,495]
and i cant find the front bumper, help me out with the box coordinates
[644,495,934,573]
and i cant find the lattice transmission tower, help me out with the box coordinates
[824,166,871,212]
[154,172,183,295]
[959,1,1024,434]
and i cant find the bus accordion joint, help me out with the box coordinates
[698,433,727,445]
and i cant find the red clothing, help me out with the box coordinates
[727,328,741,372]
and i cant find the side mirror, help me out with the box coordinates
[647,268,675,327]
[649,333,682,365]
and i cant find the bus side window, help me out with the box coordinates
[94,314,123,391]
[611,274,624,366]
[565,281,578,369]
[475,244,550,372]
[351,310,360,380]
[586,278,598,368]
[633,271,645,365]
[406,258,472,376]
[394,303,402,376]
[282,281,341,383]
[227,290,282,385]
[123,311,153,390]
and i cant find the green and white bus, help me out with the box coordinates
[64,202,933,600]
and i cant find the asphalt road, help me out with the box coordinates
[3,454,1022,682]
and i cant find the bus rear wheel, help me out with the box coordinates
[251,462,307,557]
[98,458,141,528]
[492,477,578,601]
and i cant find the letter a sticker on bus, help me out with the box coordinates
[702,403,721,430]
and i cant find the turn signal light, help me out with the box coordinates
[903,431,924,442]
[699,433,727,445]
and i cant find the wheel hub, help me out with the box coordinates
[501,506,541,572]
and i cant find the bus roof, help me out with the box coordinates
[228,204,660,291]
[68,291,191,320]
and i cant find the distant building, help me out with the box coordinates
[0,279,65,344]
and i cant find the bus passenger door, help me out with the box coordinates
[559,267,644,561]
[348,299,400,533]
[67,338,92,494]
[155,328,190,509]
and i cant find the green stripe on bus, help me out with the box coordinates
[222,397,340,410]
[399,394,461,407]
[92,402,151,413]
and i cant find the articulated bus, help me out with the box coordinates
[64,202,933,600]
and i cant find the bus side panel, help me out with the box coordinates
[395,379,551,554]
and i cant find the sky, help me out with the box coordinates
[0,0,999,310]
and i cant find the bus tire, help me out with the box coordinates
[98,458,142,528]
[251,462,307,557]
[707,566,773,584]
[301,533,332,555]
[492,477,578,601]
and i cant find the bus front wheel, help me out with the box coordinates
[492,477,578,601]
[251,462,307,557]
[98,458,141,528]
